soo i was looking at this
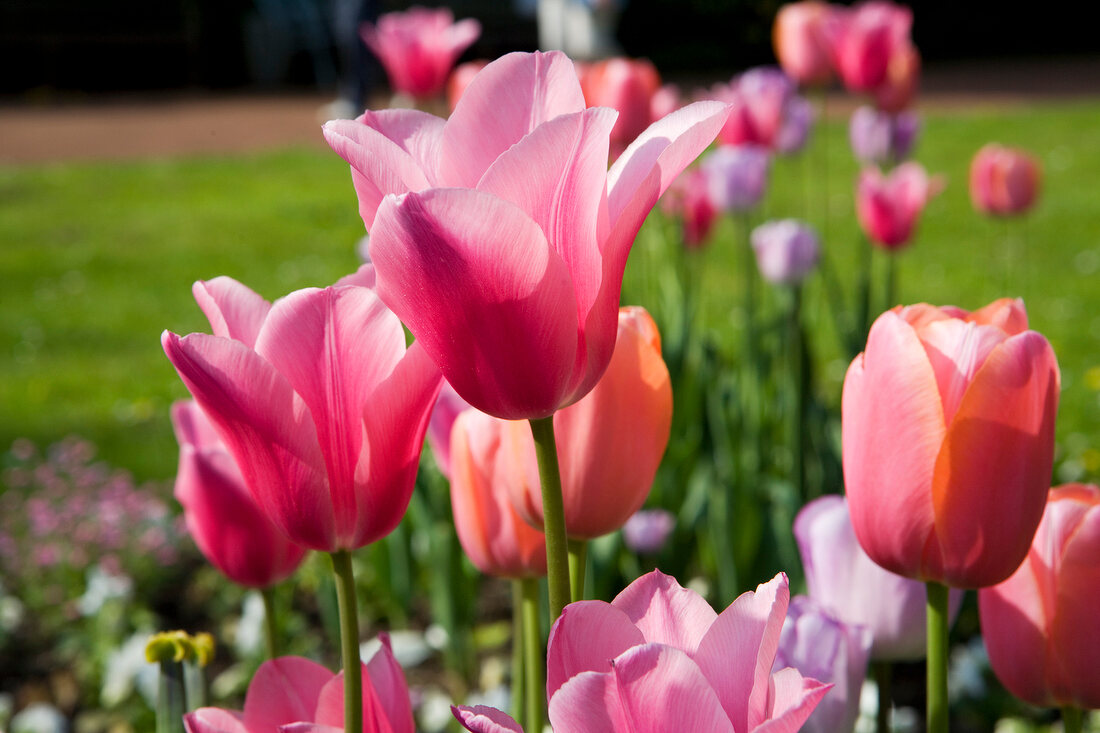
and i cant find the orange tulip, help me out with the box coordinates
[449,408,547,579]
[842,298,1060,588]
[506,306,672,539]
[979,484,1100,709]
[970,143,1042,216]
[773,1,835,86]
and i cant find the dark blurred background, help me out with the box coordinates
[1,0,1095,96]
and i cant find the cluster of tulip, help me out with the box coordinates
[154,4,1086,733]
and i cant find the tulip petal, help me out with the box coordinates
[549,644,735,733]
[610,570,717,655]
[254,286,406,548]
[695,573,789,732]
[171,399,224,454]
[452,705,525,733]
[842,311,943,578]
[242,657,333,731]
[279,725,343,733]
[441,51,587,188]
[918,319,1008,426]
[546,600,647,698]
[370,188,579,419]
[334,263,378,290]
[162,331,334,549]
[979,555,1052,706]
[183,709,248,733]
[968,297,1029,334]
[364,634,416,733]
[314,665,396,733]
[930,331,1059,586]
[753,668,832,733]
[192,277,271,348]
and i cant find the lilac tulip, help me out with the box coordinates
[750,219,820,285]
[622,508,675,554]
[701,144,771,213]
[774,596,872,733]
[795,495,963,660]
[775,94,814,154]
[849,105,920,165]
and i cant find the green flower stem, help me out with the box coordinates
[261,585,279,660]
[788,285,806,503]
[511,580,524,722]
[857,235,873,346]
[530,416,571,621]
[330,550,362,733]
[521,576,545,733]
[183,660,206,711]
[567,539,587,603]
[156,660,186,733]
[875,661,892,733]
[1062,706,1084,733]
[926,581,949,733]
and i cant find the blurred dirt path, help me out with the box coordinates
[1,57,1098,165]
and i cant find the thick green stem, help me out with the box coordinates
[156,661,186,733]
[1062,707,1084,733]
[183,660,206,711]
[261,586,279,660]
[567,539,588,603]
[875,661,892,733]
[521,577,545,733]
[511,580,524,722]
[926,581,949,733]
[530,416,571,621]
[331,551,362,733]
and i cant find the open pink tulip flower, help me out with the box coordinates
[979,484,1100,710]
[824,1,913,93]
[773,1,836,86]
[426,380,471,479]
[795,495,963,660]
[503,307,673,539]
[326,51,730,419]
[969,143,1042,217]
[162,269,443,552]
[454,570,829,733]
[449,408,547,579]
[184,635,414,733]
[712,67,812,153]
[855,162,942,250]
[360,6,481,100]
[171,400,308,588]
[774,596,872,733]
[842,298,1060,588]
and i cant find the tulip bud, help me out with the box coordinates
[855,162,942,250]
[849,106,920,166]
[969,143,1042,216]
[773,1,835,86]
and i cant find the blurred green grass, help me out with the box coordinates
[2,99,1099,484]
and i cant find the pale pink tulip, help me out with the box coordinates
[773,1,835,86]
[842,299,1060,588]
[970,143,1042,217]
[184,637,413,733]
[325,51,730,419]
[825,1,913,92]
[979,484,1100,709]
[449,408,547,579]
[455,571,829,732]
[162,268,442,552]
[171,400,307,588]
[855,162,942,250]
[360,6,480,100]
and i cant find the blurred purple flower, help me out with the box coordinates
[776,94,815,154]
[621,508,675,554]
[849,105,920,166]
[701,144,771,213]
[750,219,821,285]
[774,596,872,733]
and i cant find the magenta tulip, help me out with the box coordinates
[979,484,1100,709]
[825,1,913,93]
[171,400,307,588]
[162,270,442,552]
[184,636,414,732]
[662,167,719,248]
[750,219,820,285]
[795,495,963,660]
[773,1,836,86]
[326,51,730,419]
[842,299,1060,588]
[360,6,481,100]
[970,143,1042,217]
[455,570,829,732]
[855,162,942,250]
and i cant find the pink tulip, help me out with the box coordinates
[795,495,963,660]
[579,56,663,155]
[825,1,913,92]
[171,400,307,588]
[162,269,442,552]
[447,60,488,112]
[426,381,471,479]
[712,67,811,152]
[855,162,942,250]
[504,307,672,539]
[360,6,481,100]
[449,408,547,579]
[184,637,414,732]
[325,51,730,419]
[970,143,1042,217]
[454,570,829,732]
[979,484,1100,709]
[842,299,1060,588]
[872,40,920,112]
[662,167,719,248]
[773,1,835,86]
